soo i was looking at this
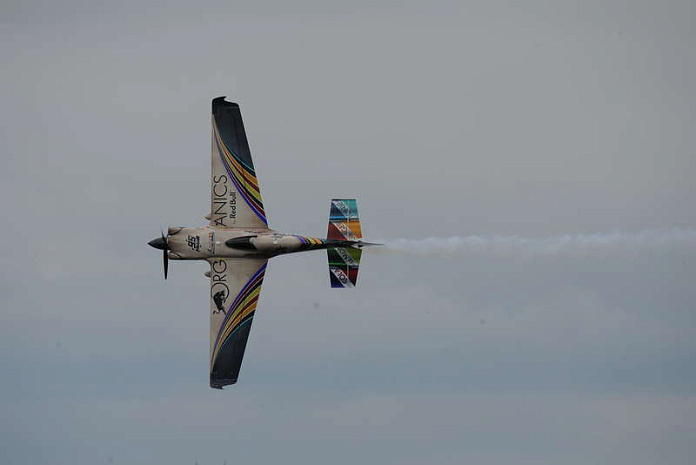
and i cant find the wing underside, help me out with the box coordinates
[210,97,268,229]
[209,258,268,389]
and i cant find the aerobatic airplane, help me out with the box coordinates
[148,97,378,389]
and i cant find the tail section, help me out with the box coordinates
[328,246,362,288]
[328,199,362,241]
[327,199,362,288]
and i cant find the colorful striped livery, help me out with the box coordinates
[328,246,362,288]
[210,260,267,387]
[327,199,363,288]
[211,98,267,227]
[178,99,382,388]
[292,235,328,250]
[327,199,362,240]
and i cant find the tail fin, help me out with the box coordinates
[327,199,362,288]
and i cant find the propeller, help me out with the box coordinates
[161,230,169,280]
[148,230,171,279]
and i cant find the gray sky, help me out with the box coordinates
[1,1,695,464]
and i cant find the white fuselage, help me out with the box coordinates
[166,226,328,260]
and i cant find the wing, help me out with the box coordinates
[209,257,268,389]
[210,97,268,229]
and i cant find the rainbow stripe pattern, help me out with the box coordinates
[293,235,328,250]
[211,262,266,371]
[212,99,267,225]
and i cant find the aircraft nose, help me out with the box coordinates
[148,237,169,250]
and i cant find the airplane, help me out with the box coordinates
[148,97,379,389]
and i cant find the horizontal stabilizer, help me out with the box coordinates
[328,247,362,288]
[327,199,362,240]
[327,199,363,288]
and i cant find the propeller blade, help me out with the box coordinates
[149,229,171,279]
[163,249,169,280]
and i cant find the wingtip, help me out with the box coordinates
[212,96,239,111]
[210,376,238,389]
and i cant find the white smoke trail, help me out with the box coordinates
[375,228,696,258]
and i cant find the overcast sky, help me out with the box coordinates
[1,1,695,464]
